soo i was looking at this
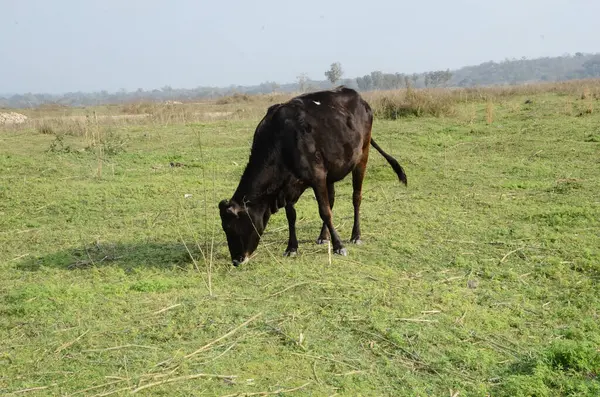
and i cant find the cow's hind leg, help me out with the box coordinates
[284,203,298,256]
[350,159,367,244]
[351,145,370,244]
[313,180,346,256]
[316,183,335,244]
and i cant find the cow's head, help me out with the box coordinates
[218,199,264,266]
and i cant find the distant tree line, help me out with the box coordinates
[354,53,600,90]
[354,69,453,91]
[2,53,600,109]
[451,52,600,87]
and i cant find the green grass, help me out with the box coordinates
[1,92,599,396]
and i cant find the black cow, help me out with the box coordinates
[219,86,407,266]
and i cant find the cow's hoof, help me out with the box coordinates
[350,238,363,245]
[316,238,329,245]
[283,249,298,257]
[334,247,348,256]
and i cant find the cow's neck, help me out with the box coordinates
[231,161,285,229]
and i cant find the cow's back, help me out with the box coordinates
[276,87,373,183]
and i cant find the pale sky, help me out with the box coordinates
[1,0,598,94]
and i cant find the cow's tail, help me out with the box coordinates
[370,138,407,186]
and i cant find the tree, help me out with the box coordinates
[425,69,453,87]
[296,73,309,92]
[440,69,453,86]
[370,71,383,89]
[411,73,419,86]
[364,75,373,90]
[355,76,366,91]
[582,57,600,77]
[422,70,452,88]
[324,62,344,85]
[395,73,406,88]
[340,78,358,90]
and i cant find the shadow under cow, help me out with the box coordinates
[15,240,232,272]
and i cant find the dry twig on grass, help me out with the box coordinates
[396,318,438,323]
[153,303,182,315]
[290,352,360,370]
[11,385,53,394]
[219,381,312,397]
[55,329,89,353]
[184,312,262,359]
[66,379,128,397]
[82,344,158,353]
[266,282,309,299]
[130,373,238,394]
[499,247,524,264]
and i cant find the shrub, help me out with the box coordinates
[37,123,55,135]
[370,88,456,119]
[215,93,252,105]
[121,102,157,115]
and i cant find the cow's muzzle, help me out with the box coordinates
[232,256,249,267]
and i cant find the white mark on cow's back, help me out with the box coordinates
[313,101,321,105]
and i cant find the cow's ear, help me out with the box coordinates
[220,200,241,218]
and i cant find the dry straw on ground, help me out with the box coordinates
[0,111,28,124]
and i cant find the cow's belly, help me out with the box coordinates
[292,129,365,183]
[324,142,363,181]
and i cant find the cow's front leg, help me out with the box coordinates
[283,203,298,256]
[313,180,346,256]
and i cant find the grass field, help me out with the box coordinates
[1,86,599,396]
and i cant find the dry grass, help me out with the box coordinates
[215,93,254,105]
[451,78,600,101]
[215,92,293,105]
[365,78,600,119]
[2,79,600,135]
[366,87,458,119]
[486,100,494,124]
